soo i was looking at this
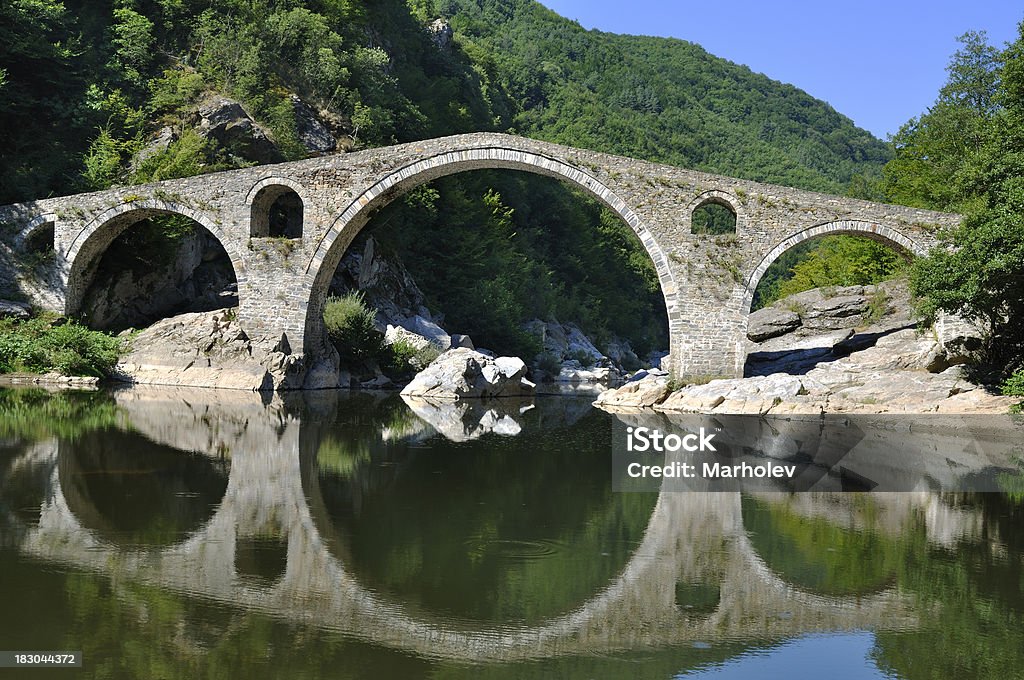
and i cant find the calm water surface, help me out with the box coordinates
[0,386,1022,679]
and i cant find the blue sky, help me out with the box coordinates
[538,1,1023,140]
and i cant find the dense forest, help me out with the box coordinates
[0,0,891,202]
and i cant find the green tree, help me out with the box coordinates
[882,31,1002,210]
[110,8,155,87]
[903,24,1024,376]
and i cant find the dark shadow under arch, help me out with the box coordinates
[57,430,229,550]
[250,184,304,239]
[64,201,245,329]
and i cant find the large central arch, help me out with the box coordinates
[302,146,681,364]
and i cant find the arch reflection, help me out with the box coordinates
[58,429,229,549]
[303,397,657,625]
[740,494,912,596]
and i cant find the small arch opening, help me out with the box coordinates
[23,222,55,256]
[674,581,721,616]
[691,200,737,235]
[251,186,303,239]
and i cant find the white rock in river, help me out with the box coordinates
[400,347,535,399]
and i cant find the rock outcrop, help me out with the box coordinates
[523,318,632,384]
[331,235,439,330]
[746,308,801,342]
[748,281,912,338]
[400,348,535,399]
[132,93,338,170]
[194,97,282,164]
[290,95,336,154]
[0,299,30,320]
[593,369,671,411]
[114,309,305,391]
[596,281,1012,414]
[394,314,450,350]
[428,18,453,50]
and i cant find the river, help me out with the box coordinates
[1,386,1022,679]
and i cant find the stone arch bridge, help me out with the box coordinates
[0,133,958,386]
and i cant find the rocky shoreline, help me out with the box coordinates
[596,282,1015,414]
[2,266,1016,414]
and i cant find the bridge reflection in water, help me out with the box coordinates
[3,388,1001,665]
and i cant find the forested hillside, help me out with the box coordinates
[0,0,889,201]
[0,0,892,359]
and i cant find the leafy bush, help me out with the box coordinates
[382,338,442,378]
[863,288,892,326]
[1002,371,1024,398]
[0,314,123,377]
[149,67,207,116]
[324,292,382,364]
[131,129,218,183]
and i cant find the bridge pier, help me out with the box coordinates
[669,287,750,380]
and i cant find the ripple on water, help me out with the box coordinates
[463,536,569,563]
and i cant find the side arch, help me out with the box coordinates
[741,219,926,314]
[302,146,681,364]
[15,212,59,251]
[64,199,248,318]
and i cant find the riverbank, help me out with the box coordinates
[597,282,1018,414]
